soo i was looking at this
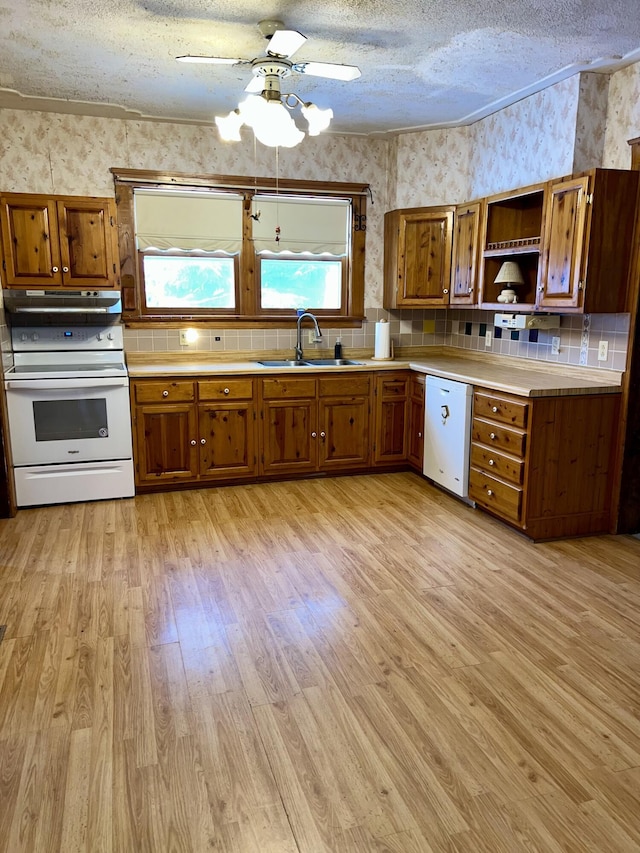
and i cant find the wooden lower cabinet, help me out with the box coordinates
[407,373,426,470]
[132,377,258,487]
[260,374,371,475]
[469,387,620,540]
[373,372,409,465]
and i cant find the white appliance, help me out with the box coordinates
[423,375,473,498]
[3,293,134,507]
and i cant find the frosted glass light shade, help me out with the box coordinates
[301,103,333,136]
[494,260,525,286]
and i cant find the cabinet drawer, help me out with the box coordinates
[472,417,526,458]
[262,377,317,399]
[319,374,371,397]
[410,374,425,401]
[470,442,525,486]
[469,468,523,523]
[474,391,528,428]
[134,380,195,404]
[378,376,408,397]
[199,378,254,401]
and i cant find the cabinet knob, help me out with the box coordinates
[490,432,497,440]
[200,438,206,445]
[223,387,230,395]
[62,266,69,273]
[486,489,493,497]
[442,288,449,294]
[320,431,326,438]
[418,431,422,438]
[537,285,543,292]
[489,459,495,466]
[190,439,197,446]
[311,432,317,438]
[468,287,473,294]
[52,266,59,273]
[578,281,584,290]
[162,390,169,397]
[492,406,498,413]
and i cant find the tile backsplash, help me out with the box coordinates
[123,307,629,371]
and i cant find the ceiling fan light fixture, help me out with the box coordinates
[214,108,243,141]
[301,102,333,135]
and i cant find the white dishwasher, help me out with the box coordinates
[423,375,473,498]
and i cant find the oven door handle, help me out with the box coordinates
[5,378,129,391]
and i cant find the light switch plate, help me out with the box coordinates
[485,330,492,347]
[598,340,609,361]
[551,336,560,355]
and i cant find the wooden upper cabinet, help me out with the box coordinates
[0,193,120,289]
[478,183,546,310]
[538,169,639,313]
[450,201,481,305]
[384,206,454,308]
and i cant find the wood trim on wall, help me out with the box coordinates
[614,138,640,533]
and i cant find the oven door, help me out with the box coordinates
[5,377,133,466]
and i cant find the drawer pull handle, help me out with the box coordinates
[190,439,196,446]
[490,432,497,440]
[162,390,169,397]
[223,387,230,395]
[489,459,495,466]
[492,406,498,413]
[487,489,493,496]
[200,438,206,445]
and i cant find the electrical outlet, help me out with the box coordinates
[308,330,321,343]
[485,330,492,347]
[598,340,609,361]
[180,328,199,346]
[551,336,560,355]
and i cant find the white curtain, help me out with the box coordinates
[251,195,350,255]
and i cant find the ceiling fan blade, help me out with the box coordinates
[244,76,265,93]
[267,29,307,58]
[176,55,249,66]
[293,61,361,81]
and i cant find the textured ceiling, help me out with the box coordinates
[1,0,640,135]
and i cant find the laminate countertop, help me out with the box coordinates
[126,350,623,398]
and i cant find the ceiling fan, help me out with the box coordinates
[176,19,362,93]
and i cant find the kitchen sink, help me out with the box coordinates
[303,358,363,366]
[257,359,311,367]
[256,358,363,368]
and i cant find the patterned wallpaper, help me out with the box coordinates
[603,62,640,169]
[1,60,639,372]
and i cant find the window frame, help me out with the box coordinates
[112,169,368,328]
[256,252,348,315]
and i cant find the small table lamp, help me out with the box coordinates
[495,261,525,303]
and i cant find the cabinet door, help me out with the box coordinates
[0,195,62,286]
[319,396,370,470]
[262,399,318,475]
[198,402,257,479]
[135,404,198,483]
[450,202,480,304]
[538,176,590,310]
[385,208,454,307]
[57,198,119,287]
[407,376,425,471]
[373,374,408,465]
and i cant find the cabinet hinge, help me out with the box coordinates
[585,193,593,204]
[110,216,115,227]
[113,263,116,273]
[2,259,4,271]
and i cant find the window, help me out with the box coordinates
[112,169,367,325]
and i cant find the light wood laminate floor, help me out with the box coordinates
[1,472,640,852]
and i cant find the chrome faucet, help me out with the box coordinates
[295,311,322,361]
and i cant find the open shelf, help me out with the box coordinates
[480,252,540,309]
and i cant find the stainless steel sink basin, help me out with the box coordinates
[256,358,363,368]
[257,359,311,367]
[303,358,363,366]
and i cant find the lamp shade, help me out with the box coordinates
[494,260,525,286]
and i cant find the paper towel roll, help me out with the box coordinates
[374,320,391,360]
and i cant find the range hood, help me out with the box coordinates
[3,289,122,314]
